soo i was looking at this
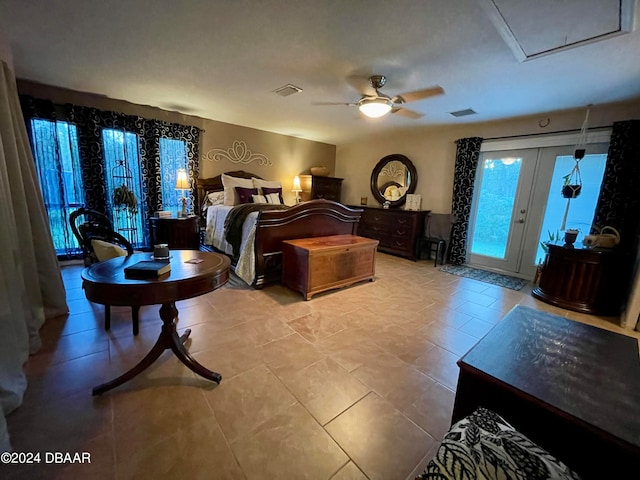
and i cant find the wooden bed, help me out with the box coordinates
[196,171,363,288]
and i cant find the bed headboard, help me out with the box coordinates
[196,170,262,215]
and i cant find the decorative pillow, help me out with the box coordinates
[251,177,282,193]
[265,192,282,204]
[261,186,284,204]
[207,191,224,205]
[416,407,581,480]
[252,194,269,204]
[235,186,258,204]
[91,239,127,262]
[222,174,254,205]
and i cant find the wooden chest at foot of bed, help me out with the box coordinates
[281,235,378,300]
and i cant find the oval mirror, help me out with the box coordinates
[370,154,418,207]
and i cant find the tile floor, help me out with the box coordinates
[4,252,638,480]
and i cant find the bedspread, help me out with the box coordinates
[204,205,258,285]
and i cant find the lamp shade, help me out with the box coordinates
[292,175,302,192]
[175,169,189,190]
[359,98,393,118]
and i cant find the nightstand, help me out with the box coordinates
[149,216,199,249]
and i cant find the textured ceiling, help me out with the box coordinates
[1,0,639,145]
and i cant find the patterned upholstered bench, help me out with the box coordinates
[415,408,581,480]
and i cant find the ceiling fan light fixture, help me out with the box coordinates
[358,98,393,118]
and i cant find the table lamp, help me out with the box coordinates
[292,176,302,203]
[175,168,189,217]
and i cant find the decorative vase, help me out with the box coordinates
[310,166,330,176]
[564,229,578,247]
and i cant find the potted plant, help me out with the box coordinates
[112,184,138,214]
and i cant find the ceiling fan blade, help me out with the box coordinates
[312,102,357,106]
[391,107,424,119]
[393,86,444,104]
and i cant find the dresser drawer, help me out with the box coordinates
[363,210,391,226]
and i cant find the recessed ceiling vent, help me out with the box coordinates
[449,108,477,117]
[273,84,303,97]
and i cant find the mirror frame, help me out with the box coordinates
[370,154,418,207]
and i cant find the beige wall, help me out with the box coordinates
[336,98,640,212]
[0,33,13,70]
[16,80,336,206]
[199,120,335,205]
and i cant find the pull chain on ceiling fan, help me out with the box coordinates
[314,75,444,119]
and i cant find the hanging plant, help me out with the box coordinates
[560,107,590,199]
[113,184,138,214]
[561,172,582,199]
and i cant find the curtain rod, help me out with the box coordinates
[482,125,613,142]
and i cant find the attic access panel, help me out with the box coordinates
[482,0,636,61]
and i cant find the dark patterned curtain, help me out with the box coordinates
[591,120,640,302]
[20,95,200,250]
[449,137,483,265]
[592,120,640,254]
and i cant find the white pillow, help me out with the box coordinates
[251,193,282,204]
[266,192,282,204]
[251,177,282,193]
[222,174,254,206]
[207,191,224,205]
[91,239,127,261]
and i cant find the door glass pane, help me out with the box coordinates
[102,129,145,248]
[30,119,84,255]
[535,153,607,262]
[471,157,522,259]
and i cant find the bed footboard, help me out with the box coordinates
[254,200,363,287]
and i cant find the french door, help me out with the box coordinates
[468,142,609,279]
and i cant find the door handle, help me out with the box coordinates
[517,218,525,223]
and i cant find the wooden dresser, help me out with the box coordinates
[281,235,378,300]
[299,175,343,202]
[354,206,429,260]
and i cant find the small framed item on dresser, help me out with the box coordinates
[405,194,422,211]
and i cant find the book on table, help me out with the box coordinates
[124,260,171,279]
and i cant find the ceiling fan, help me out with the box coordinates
[314,75,444,119]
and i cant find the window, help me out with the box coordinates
[102,129,145,248]
[22,95,201,256]
[535,152,607,262]
[30,119,84,255]
[159,138,188,215]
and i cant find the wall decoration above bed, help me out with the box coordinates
[202,140,272,166]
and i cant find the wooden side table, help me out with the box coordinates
[82,250,230,395]
[532,243,623,315]
[149,215,199,249]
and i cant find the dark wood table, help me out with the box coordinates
[532,243,623,315]
[452,305,640,480]
[82,250,230,395]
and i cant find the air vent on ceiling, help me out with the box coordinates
[449,108,477,117]
[273,84,303,97]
